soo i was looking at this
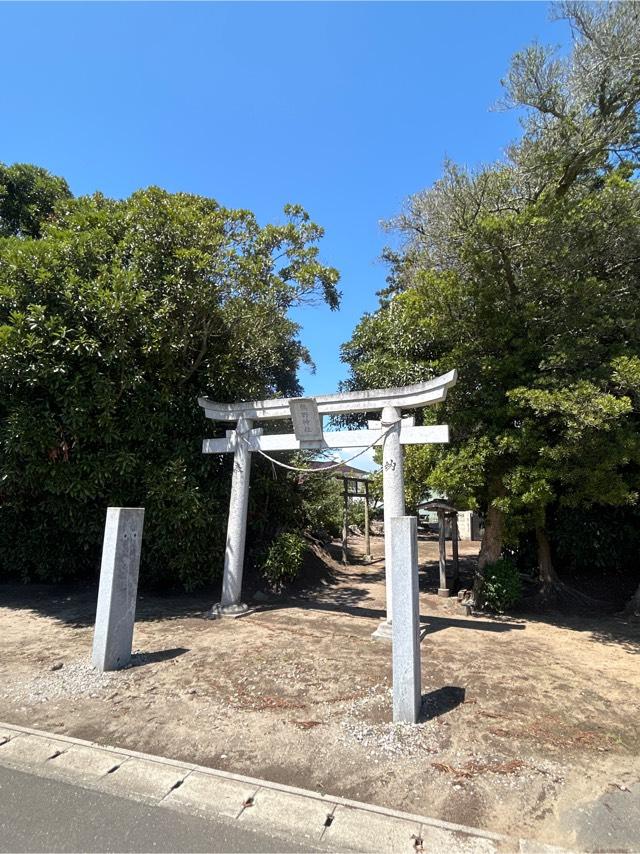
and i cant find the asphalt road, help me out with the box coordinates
[0,766,320,853]
[569,780,640,853]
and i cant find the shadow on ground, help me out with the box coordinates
[419,555,477,596]
[421,685,466,721]
[129,647,189,667]
[0,583,211,629]
[514,610,640,654]
[1,533,639,652]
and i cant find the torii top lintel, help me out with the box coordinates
[198,369,457,423]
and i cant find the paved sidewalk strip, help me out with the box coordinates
[164,771,259,819]
[48,744,124,780]
[0,733,68,766]
[100,756,188,802]
[237,786,333,844]
[0,721,565,853]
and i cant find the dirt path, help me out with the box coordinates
[1,534,639,849]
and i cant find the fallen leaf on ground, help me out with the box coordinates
[465,759,525,775]
[432,762,472,778]
[609,782,630,792]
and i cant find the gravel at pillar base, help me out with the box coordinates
[92,507,144,672]
[390,515,422,724]
[206,602,254,620]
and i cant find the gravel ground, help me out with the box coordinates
[1,534,639,850]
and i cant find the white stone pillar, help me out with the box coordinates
[391,515,422,723]
[373,405,405,640]
[438,510,449,597]
[92,507,144,672]
[363,481,371,561]
[217,415,253,616]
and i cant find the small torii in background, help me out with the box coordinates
[308,460,374,564]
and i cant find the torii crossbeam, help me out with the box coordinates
[199,369,457,636]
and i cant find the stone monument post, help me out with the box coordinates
[92,507,144,672]
[363,480,371,560]
[391,515,422,723]
[438,508,448,596]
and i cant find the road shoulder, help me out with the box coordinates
[0,721,566,853]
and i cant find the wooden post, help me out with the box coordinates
[364,481,371,560]
[437,509,449,597]
[342,477,349,565]
[451,512,459,588]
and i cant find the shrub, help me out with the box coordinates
[347,497,369,532]
[297,471,374,540]
[260,531,306,591]
[479,557,522,613]
[298,472,343,539]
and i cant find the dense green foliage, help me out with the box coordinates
[508,502,640,600]
[260,531,306,591]
[298,473,344,539]
[342,2,640,605]
[479,558,522,613]
[0,163,71,239]
[0,165,340,588]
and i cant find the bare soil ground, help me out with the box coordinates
[1,534,639,850]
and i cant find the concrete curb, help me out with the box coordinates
[0,722,567,853]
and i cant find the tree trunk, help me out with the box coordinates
[536,525,560,593]
[623,579,640,617]
[477,503,505,571]
[534,520,607,612]
[474,497,505,601]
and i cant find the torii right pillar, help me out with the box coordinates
[372,405,405,640]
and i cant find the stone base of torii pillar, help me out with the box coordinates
[207,603,254,619]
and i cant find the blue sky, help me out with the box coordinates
[1,2,572,396]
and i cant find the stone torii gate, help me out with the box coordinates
[199,370,457,640]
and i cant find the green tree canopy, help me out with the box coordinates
[0,173,340,588]
[0,163,71,238]
[342,1,640,605]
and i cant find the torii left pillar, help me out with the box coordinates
[209,415,254,618]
